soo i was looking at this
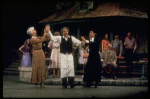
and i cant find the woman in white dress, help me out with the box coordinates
[48,31,60,78]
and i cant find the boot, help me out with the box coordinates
[68,77,75,88]
[62,77,67,89]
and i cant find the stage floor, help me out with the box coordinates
[44,74,148,86]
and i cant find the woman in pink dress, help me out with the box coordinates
[48,31,60,78]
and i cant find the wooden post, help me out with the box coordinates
[77,26,80,39]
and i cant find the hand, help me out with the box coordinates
[44,32,47,36]
[85,46,89,50]
[119,53,122,57]
[103,60,107,63]
[44,25,50,33]
[23,52,25,54]
[133,50,135,53]
[81,36,86,42]
[112,61,116,64]
[81,41,85,45]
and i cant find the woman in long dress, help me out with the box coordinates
[48,31,60,78]
[19,39,32,67]
[27,26,49,89]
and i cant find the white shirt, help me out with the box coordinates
[48,31,81,47]
[85,37,94,43]
[62,35,71,41]
[32,36,38,38]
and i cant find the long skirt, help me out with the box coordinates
[83,52,101,83]
[60,53,74,78]
[31,49,46,83]
[21,52,32,67]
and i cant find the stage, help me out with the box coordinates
[43,74,148,86]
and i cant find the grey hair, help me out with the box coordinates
[27,27,34,35]
[60,27,69,33]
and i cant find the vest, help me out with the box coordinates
[60,36,72,54]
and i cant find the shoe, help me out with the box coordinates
[68,77,75,88]
[70,84,76,88]
[69,81,75,88]
[40,82,45,88]
[113,76,117,80]
[95,82,98,88]
[40,85,45,88]
[83,83,91,87]
[62,85,67,89]
[62,78,67,89]
[35,84,39,89]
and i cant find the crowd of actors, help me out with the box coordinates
[19,24,137,89]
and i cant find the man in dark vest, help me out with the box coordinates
[47,26,83,88]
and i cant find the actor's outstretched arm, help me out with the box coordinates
[81,36,89,43]
[30,33,47,44]
[48,31,61,43]
[71,36,82,47]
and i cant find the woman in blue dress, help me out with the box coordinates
[19,39,32,67]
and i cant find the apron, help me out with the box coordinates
[60,53,74,78]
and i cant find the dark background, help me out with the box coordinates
[3,2,58,70]
[3,2,147,70]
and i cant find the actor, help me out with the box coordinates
[81,30,102,88]
[124,32,137,74]
[27,26,49,89]
[19,39,32,67]
[101,44,118,80]
[48,31,60,78]
[47,26,82,89]
[101,33,110,52]
[111,34,123,56]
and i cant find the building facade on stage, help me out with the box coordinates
[39,2,148,63]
